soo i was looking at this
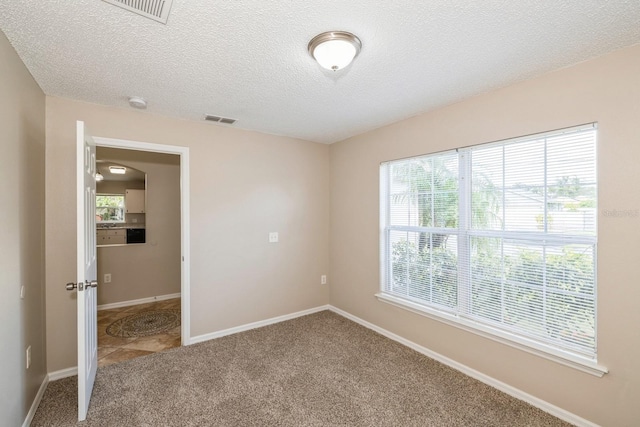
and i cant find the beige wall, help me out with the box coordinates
[329,43,640,425]
[9,20,634,424]
[0,31,46,425]
[45,96,331,371]
[96,148,181,305]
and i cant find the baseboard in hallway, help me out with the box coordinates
[97,292,181,311]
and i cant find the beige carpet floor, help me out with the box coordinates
[31,311,572,426]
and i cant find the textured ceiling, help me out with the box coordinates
[1,1,639,144]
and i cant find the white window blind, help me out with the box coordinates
[380,124,597,362]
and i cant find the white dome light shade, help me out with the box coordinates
[308,31,362,71]
[313,39,356,70]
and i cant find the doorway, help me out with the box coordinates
[92,137,190,364]
[96,298,181,365]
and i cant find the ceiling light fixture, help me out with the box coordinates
[128,96,147,109]
[308,31,362,71]
[95,172,104,181]
[109,166,127,175]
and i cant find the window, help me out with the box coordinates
[379,124,599,370]
[96,194,125,223]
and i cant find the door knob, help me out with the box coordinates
[86,280,98,288]
[65,281,85,291]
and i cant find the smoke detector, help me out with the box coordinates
[128,96,147,109]
[102,0,174,24]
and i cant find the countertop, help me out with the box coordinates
[97,225,146,230]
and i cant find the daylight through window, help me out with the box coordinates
[379,124,597,362]
[96,194,125,223]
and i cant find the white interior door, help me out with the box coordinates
[76,120,98,421]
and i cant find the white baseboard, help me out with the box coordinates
[22,375,49,427]
[47,367,78,381]
[97,292,181,311]
[39,305,596,426]
[47,305,330,383]
[189,305,330,345]
[328,305,600,427]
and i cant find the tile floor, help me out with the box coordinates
[97,298,181,367]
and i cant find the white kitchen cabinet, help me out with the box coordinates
[97,229,125,245]
[125,189,145,214]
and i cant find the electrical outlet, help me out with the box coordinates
[269,232,279,243]
[104,273,112,284]
[26,346,31,370]
[321,275,327,285]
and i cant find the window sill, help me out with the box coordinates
[375,292,608,377]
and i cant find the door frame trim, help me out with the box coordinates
[93,136,191,345]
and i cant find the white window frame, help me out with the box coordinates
[96,193,126,223]
[377,124,607,377]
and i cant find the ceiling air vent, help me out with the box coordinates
[102,0,174,24]
[205,114,237,125]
